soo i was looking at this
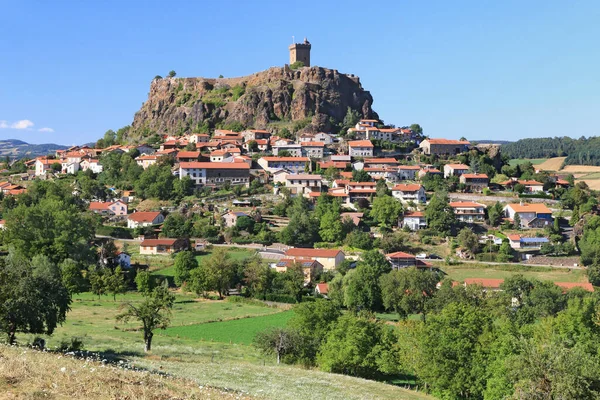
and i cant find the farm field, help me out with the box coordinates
[35,292,285,360]
[508,158,547,167]
[534,157,566,171]
[440,263,586,283]
[160,311,294,345]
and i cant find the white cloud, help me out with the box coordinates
[0,120,8,128]
[11,119,34,130]
[38,127,55,133]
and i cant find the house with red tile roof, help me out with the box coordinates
[127,211,165,229]
[176,151,201,163]
[419,138,471,155]
[401,211,427,230]
[459,173,489,192]
[140,238,187,255]
[88,200,128,216]
[257,156,311,174]
[392,184,426,203]
[449,201,487,223]
[385,251,433,269]
[443,163,470,178]
[283,248,345,271]
[397,165,421,181]
[274,258,323,284]
[503,203,553,228]
[178,162,251,187]
[315,282,329,297]
[348,140,374,157]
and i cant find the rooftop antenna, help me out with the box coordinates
[292,35,295,44]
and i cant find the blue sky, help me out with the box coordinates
[1,0,599,145]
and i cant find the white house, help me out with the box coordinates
[178,162,251,187]
[443,163,470,178]
[348,140,374,157]
[127,211,165,229]
[503,203,553,228]
[449,201,487,223]
[397,165,421,181]
[401,211,427,230]
[284,174,323,197]
[273,144,302,157]
[300,142,325,158]
[257,157,310,174]
[391,184,426,203]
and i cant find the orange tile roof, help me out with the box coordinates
[180,162,250,170]
[449,201,486,208]
[128,211,162,222]
[364,158,399,164]
[348,189,377,194]
[506,203,551,214]
[461,173,489,179]
[348,140,374,148]
[316,283,329,294]
[427,138,471,145]
[301,142,325,147]
[392,184,422,192]
[140,239,180,246]
[386,251,417,258]
[176,151,200,159]
[347,182,377,187]
[285,248,344,258]
[507,234,521,241]
[404,211,424,217]
[464,278,504,288]
[398,165,421,170]
[261,156,310,162]
[445,163,469,169]
[554,282,594,292]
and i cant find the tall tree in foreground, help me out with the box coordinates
[0,254,71,344]
[424,192,456,236]
[173,250,198,287]
[116,284,175,352]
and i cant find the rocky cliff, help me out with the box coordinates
[130,66,378,138]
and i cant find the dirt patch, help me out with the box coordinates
[562,165,600,173]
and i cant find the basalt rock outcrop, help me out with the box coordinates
[130,66,378,137]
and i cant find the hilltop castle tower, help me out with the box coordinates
[289,38,311,67]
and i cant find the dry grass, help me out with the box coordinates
[561,165,600,173]
[536,157,566,171]
[0,345,252,399]
[577,179,600,190]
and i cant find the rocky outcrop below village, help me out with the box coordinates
[129,66,378,139]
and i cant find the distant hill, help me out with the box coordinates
[501,136,600,166]
[0,139,68,159]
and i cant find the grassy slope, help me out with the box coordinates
[133,357,434,400]
[508,158,547,166]
[154,248,255,277]
[0,345,251,400]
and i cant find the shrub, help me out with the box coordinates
[56,337,85,352]
[265,294,297,304]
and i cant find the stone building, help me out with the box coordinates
[289,38,311,67]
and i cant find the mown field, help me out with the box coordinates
[440,262,586,283]
[153,247,256,277]
[161,311,294,345]
[508,158,547,167]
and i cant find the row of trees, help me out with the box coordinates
[255,273,600,398]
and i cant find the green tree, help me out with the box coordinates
[281,261,306,302]
[244,256,274,299]
[379,267,439,320]
[319,210,344,242]
[496,240,514,262]
[351,169,371,182]
[3,199,96,264]
[290,61,305,70]
[487,201,504,227]
[105,266,127,301]
[0,254,71,344]
[204,248,234,299]
[135,270,156,295]
[370,195,402,227]
[288,299,342,364]
[116,284,175,352]
[409,123,423,136]
[317,314,398,379]
[59,258,87,294]
[254,327,299,364]
[413,302,491,399]
[343,251,390,312]
[424,192,456,236]
[168,70,176,77]
[457,227,480,255]
[173,250,198,287]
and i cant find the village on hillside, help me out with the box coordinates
[0,113,593,296]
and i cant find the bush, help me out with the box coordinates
[265,294,297,304]
[56,337,85,352]
[226,296,270,307]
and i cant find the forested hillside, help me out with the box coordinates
[502,136,600,165]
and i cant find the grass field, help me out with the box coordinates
[508,158,547,167]
[153,247,256,277]
[36,292,285,360]
[440,263,586,283]
[161,311,294,345]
